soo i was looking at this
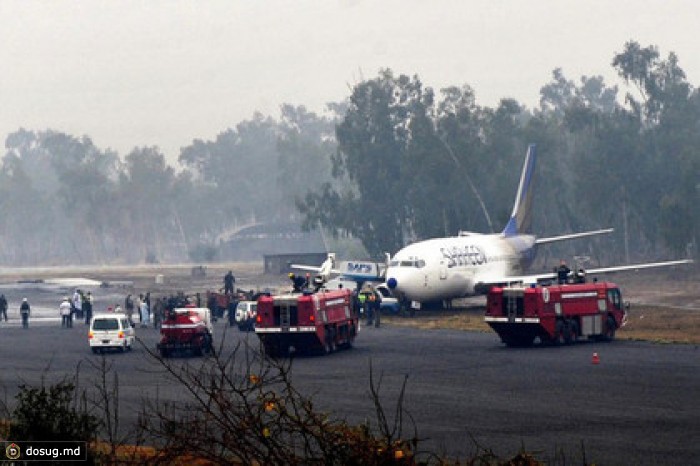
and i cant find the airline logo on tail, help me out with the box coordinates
[502,144,536,237]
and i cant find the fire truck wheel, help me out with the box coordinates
[555,321,567,345]
[504,334,534,347]
[568,320,579,343]
[603,316,616,341]
[324,326,337,354]
[160,347,170,358]
[343,324,355,348]
[263,342,280,358]
[204,334,215,356]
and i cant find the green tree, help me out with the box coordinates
[118,147,180,262]
[179,113,282,224]
[276,104,338,212]
[301,70,435,256]
[613,41,699,255]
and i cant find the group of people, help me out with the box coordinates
[59,289,94,328]
[555,259,587,285]
[123,292,156,328]
[0,294,31,328]
[357,286,382,327]
[0,288,162,330]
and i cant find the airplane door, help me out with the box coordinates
[439,260,447,280]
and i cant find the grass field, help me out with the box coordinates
[384,303,700,345]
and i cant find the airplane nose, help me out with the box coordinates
[387,277,398,289]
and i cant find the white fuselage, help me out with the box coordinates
[385,233,536,303]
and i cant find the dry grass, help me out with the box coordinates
[620,304,700,344]
[384,304,700,345]
[384,307,492,333]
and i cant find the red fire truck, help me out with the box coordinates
[255,288,358,356]
[485,282,627,347]
[157,306,214,357]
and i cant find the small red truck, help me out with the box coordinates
[157,306,214,357]
[485,282,627,347]
[255,288,358,356]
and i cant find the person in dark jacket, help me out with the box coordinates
[0,294,7,322]
[556,259,571,285]
[83,291,93,325]
[224,271,235,294]
[289,273,306,292]
[20,298,30,329]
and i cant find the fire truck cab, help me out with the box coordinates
[485,282,627,347]
[255,288,358,356]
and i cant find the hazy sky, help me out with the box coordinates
[2,1,699,161]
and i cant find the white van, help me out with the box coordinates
[89,313,135,353]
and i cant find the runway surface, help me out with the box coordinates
[0,318,698,465]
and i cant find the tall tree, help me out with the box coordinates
[613,41,699,254]
[301,70,436,256]
[118,147,178,262]
[276,104,337,213]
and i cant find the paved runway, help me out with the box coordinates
[0,320,698,465]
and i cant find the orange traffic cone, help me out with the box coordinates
[592,352,600,365]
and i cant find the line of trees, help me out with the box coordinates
[1,41,697,266]
[300,41,699,262]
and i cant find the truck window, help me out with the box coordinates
[607,288,622,310]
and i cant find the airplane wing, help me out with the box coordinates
[289,264,341,274]
[584,259,693,275]
[475,259,693,292]
[536,228,614,245]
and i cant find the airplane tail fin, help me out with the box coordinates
[502,144,536,237]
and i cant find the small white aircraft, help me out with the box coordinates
[291,253,385,288]
[385,144,693,307]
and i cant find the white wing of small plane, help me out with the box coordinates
[291,253,338,283]
[291,253,385,286]
[477,259,694,289]
[289,264,341,274]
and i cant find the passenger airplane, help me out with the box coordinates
[385,144,693,307]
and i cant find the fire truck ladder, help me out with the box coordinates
[280,305,290,328]
[503,290,523,322]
